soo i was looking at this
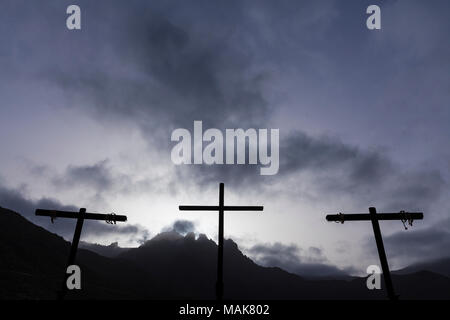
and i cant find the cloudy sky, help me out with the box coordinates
[0,0,449,276]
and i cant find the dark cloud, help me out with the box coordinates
[176,130,445,220]
[173,129,391,190]
[44,0,271,138]
[31,0,274,195]
[280,132,392,181]
[0,184,148,241]
[382,171,445,211]
[247,242,352,278]
[0,184,78,237]
[41,159,174,198]
[53,160,114,190]
[373,218,450,265]
[172,220,195,234]
[161,220,196,235]
[280,132,446,211]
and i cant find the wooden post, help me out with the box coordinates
[217,183,224,301]
[57,208,86,300]
[35,208,127,300]
[326,207,423,300]
[369,207,396,300]
[179,183,263,300]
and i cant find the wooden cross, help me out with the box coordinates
[179,183,263,301]
[35,208,127,300]
[326,207,423,300]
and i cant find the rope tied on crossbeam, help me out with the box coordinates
[50,211,57,224]
[399,210,414,230]
[106,213,117,224]
[335,212,345,224]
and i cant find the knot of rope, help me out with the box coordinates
[335,212,345,224]
[50,211,57,224]
[399,210,414,230]
[106,213,117,224]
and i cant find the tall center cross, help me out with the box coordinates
[326,207,423,300]
[179,183,263,301]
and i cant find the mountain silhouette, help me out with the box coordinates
[1,206,449,300]
[394,258,450,278]
[79,241,130,258]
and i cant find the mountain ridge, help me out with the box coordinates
[1,206,449,300]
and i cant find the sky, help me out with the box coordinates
[0,0,449,276]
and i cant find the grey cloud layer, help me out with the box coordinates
[172,220,196,234]
[2,0,446,212]
[53,160,115,190]
[176,130,445,219]
[371,218,450,265]
[247,242,353,278]
[280,132,446,211]
[46,0,271,136]
[0,184,149,241]
[9,0,443,214]
[161,219,196,235]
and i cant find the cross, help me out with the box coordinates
[35,208,127,300]
[326,207,423,300]
[179,183,263,301]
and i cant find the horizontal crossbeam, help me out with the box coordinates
[326,212,423,222]
[35,209,127,222]
[179,206,264,211]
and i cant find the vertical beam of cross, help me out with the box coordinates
[179,183,263,300]
[35,208,127,300]
[217,183,224,300]
[59,208,86,300]
[326,207,423,300]
[66,208,85,274]
[369,207,396,300]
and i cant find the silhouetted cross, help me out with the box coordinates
[326,207,423,300]
[35,208,127,300]
[179,183,263,301]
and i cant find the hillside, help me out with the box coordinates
[1,207,449,300]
